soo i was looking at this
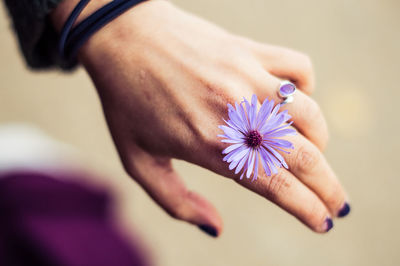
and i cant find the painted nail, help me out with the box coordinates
[338,202,351,218]
[198,225,218,237]
[324,218,334,232]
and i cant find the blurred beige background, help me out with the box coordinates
[1,0,399,265]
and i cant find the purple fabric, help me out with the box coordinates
[0,171,148,266]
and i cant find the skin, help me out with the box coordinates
[51,0,349,236]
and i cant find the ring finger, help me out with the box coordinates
[253,70,329,151]
[252,70,348,216]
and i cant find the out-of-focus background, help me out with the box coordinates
[0,0,399,265]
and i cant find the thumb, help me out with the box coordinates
[123,146,223,237]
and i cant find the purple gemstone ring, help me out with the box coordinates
[278,81,297,104]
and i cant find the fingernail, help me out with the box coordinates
[198,225,218,237]
[338,202,351,218]
[324,218,334,232]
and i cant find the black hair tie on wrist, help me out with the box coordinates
[59,0,147,63]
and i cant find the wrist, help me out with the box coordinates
[74,0,171,69]
[50,0,171,69]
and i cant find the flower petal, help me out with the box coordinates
[235,148,251,174]
[218,125,243,140]
[252,152,259,181]
[266,128,297,138]
[223,118,241,132]
[237,102,250,131]
[227,103,235,112]
[222,143,244,154]
[251,94,258,107]
[269,151,283,169]
[228,108,247,133]
[264,144,288,169]
[262,121,293,135]
[259,106,283,133]
[264,139,294,149]
[239,171,245,180]
[223,144,247,162]
[229,147,250,164]
[223,149,238,162]
[246,150,256,178]
[250,94,258,129]
[221,139,244,144]
[270,103,281,118]
[259,148,271,176]
[266,110,289,129]
[257,98,274,128]
[229,156,241,170]
[265,145,291,154]
[242,100,252,129]
[260,147,278,175]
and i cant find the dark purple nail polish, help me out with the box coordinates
[198,225,218,237]
[338,202,351,218]
[325,218,334,232]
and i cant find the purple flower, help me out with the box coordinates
[218,95,296,181]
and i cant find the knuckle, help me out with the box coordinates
[289,51,314,90]
[168,205,185,220]
[302,99,329,150]
[167,192,189,220]
[292,52,313,76]
[297,53,313,72]
[200,78,226,95]
[304,202,327,231]
[196,120,228,164]
[324,182,345,212]
[236,35,261,50]
[319,133,329,152]
[264,171,292,200]
[295,144,320,173]
[197,97,241,154]
[200,78,238,108]
[200,121,227,154]
[121,158,139,180]
[303,98,321,120]
[212,137,228,155]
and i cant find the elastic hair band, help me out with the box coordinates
[59,0,147,62]
[58,0,91,58]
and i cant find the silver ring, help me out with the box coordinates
[278,80,296,104]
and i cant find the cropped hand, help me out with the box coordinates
[54,0,349,236]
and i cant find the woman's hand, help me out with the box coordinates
[57,0,349,236]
